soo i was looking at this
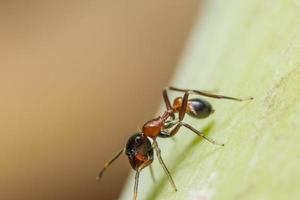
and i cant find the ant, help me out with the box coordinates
[97,86,253,200]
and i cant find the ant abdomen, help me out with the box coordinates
[173,97,214,119]
[187,98,214,119]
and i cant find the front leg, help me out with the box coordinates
[152,139,177,192]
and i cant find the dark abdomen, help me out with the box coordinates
[187,98,214,119]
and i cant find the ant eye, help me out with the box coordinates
[135,136,143,144]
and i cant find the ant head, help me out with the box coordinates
[125,133,154,170]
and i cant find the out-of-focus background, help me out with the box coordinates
[0,1,202,200]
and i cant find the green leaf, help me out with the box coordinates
[119,0,300,200]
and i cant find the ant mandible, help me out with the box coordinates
[97,86,253,200]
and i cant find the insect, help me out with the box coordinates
[97,86,253,200]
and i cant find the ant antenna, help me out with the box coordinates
[97,149,124,181]
[137,125,142,132]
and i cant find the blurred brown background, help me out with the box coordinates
[0,1,202,200]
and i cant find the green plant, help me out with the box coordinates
[119,0,300,199]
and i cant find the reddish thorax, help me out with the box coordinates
[142,117,164,138]
[142,111,172,138]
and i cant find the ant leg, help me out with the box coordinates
[169,122,224,146]
[168,86,253,101]
[153,140,177,192]
[178,91,190,121]
[165,92,190,136]
[133,170,140,200]
[163,89,175,119]
[201,88,219,93]
[169,123,181,136]
[149,164,156,183]
[168,90,223,144]
[180,122,224,146]
[96,149,124,181]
